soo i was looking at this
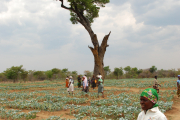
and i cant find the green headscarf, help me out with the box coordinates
[140,88,159,108]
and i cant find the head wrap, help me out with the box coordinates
[178,75,180,77]
[140,88,159,108]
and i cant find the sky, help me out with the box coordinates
[0,0,180,74]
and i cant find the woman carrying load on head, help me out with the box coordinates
[177,75,180,97]
[77,75,81,88]
[97,74,104,98]
[137,88,167,120]
[153,76,161,93]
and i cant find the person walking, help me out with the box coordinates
[177,75,180,97]
[65,76,70,94]
[137,88,167,120]
[77,75,81,88]
[68,76,74,95]
[153,76,161,93]
[97,75,104,98]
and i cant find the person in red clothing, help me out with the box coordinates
[65,76,70,94]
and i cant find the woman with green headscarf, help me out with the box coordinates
[137,88,167,120]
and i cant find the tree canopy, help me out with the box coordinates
[58,0,110,25]
[57,0,111,79]
[149,66,157,73]
[113,67,123,79]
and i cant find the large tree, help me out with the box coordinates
[57,0,111,79]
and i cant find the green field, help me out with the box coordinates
[0,78,177,120]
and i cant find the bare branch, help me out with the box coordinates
[57,0,74,11]
[101,31,111,49]
[88,46,94,52]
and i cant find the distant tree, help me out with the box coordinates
[45,70,53,80]
[113,67,123,79]
[27,70,35,81]
[62,68,68,73]
[0,73,7,82]
[57,0,111,79]
[84,70,92,78]
[72,71,78,75]
[137,69,143,75]
[124,66,131,78]
[124,66,131,73]
[52,68,60,74]
[149,66,157,73]
[51,68,61,79]
[4,65,24,83]
[131,67,138,78]
[33,71,46,80]
[71,71,78,79]
[104,66,111,78]
[21,69,28,82]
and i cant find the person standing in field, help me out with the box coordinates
[65,76,70,94]
[98,73,102,79]
[77,75,81,88]
[137,88,167,120]
[153,76,161,93]
[88,77,91,87]
[68,76,74,95]
[83,76,89,93]
[97,75,104,98]
[177,75,180,97]
[91,75,96,89]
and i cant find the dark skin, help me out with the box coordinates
[153,76,161,93]
[140,96,155,113]
[177,76,180,90]
[97,77,104,98]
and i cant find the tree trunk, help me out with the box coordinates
[93,48,105,80]
[58,0,111,80]
[88,32,111,80]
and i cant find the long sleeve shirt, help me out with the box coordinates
[83,76,88,88]
[137,107,167,120]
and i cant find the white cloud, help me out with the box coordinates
[0,0,180,74]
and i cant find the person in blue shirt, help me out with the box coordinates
[177,75,180,97]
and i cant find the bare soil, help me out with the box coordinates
[0,84,179,120]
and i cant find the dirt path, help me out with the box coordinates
[165,96,180,120]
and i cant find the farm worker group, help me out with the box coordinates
[65,74,180,119]
[65,73,104,97]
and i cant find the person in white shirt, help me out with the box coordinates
[82,76,88,93]
[98,73,102,79]
[68,76,74,95]
[137,88,167,120]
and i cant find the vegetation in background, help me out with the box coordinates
[0,65,179,82]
